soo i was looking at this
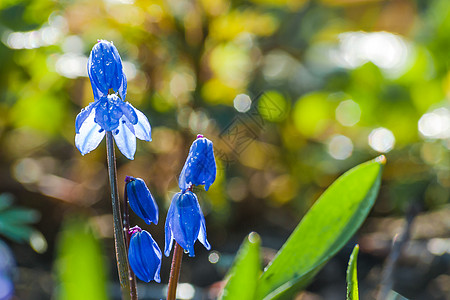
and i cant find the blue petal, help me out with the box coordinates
[119,72,127,100]
[122,117,135,135]
[75,101,97,134]
[178,137,217,191]
[87,50,104,101]
[75,107,105,155]
[204,141,217,191]
[197,202,211,250]
[88,42,109,93]
[126,177,158,225]
[94,95,123,132]
[129,104,151,141]
[113,116,136,160]
[178,163,189,191]
[88,40,126,97]
[119,101,138,125]
[108,41,126,97]
[170,191,202,257]
[128,230,162,283]
[151,239,162,282]
[164,201,175,257]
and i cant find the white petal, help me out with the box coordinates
[75,108,105,155]
[113,117,136,160]
[129,104,151,141]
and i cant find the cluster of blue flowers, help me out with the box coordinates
[76,40,217,284]
[125,176,161,283]
[124,134,216,282]
[165,135,216,257]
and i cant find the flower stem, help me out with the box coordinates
[167,242,184,300]
[106,131,131,300]
[123,180,138,300]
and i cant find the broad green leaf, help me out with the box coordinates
[219,232,261,300]
[346,244,359,300]
[55,218,108,300]
[256,156,385,299]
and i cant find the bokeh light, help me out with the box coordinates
[233,94,252,113]
[335,99,361,127]
[418,107,450,139]
[368,128,396,153]
[328,135,353,160]
[332,31,412,77]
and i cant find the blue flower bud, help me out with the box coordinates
[126,176,158,225]
[128,227,162,283]
[88,40,127,101]
[179,135,217,192]
[164,191,210,257]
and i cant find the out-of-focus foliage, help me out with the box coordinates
[0,194,47,253]
[0,0,449,298]
[55,217,108,300]
[0,0,447,215]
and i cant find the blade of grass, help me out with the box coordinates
[347,244,360,300]
[219,232,261,300]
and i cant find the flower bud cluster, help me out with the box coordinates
[165,135,216,257]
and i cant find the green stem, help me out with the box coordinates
[123,180,138,300]
[106,131,131,300]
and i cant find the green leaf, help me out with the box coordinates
[219,232,262,300]
[256,156,385,299]
[346,244,360,300]
[55,217,108,300]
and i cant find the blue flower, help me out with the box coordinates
[164,191,210,257]
[179,135,216,192]
[128,227,162,283]
[126,176,158,225]
[75,40,151,159]
[88,40,127,101]
[75,94,151,160]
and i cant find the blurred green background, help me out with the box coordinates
[0,0,449,299]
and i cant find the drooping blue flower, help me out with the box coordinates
[164,191,210,257]
[125,176,158,225]
[128,227,162,283]
[179,134,216,192]
[75,94,151,160]
[88,40,127,101]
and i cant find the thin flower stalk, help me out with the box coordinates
[106,131,131,300]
